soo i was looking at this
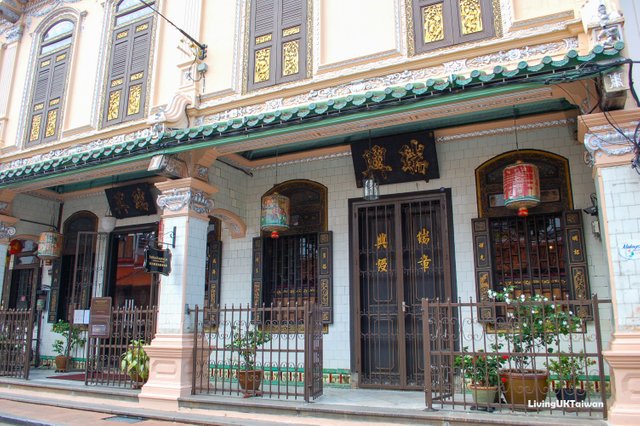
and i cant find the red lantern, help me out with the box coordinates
[503,161,540,217]
[8,239,22,255]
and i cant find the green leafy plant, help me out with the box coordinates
[120,339,150,383]
[226,326,272,370]
[454,344,508,387]
[51,320,86,357]
[489,286,580,371]
[546,354,595,389]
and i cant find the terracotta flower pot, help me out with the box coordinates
[237,370,263,392]
[54,355,70,372]
[500,369,549,406]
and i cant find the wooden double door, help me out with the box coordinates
[351,191,454,390]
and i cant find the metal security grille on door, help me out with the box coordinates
[352,192,453,390]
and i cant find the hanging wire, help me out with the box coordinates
[513,106,520,151]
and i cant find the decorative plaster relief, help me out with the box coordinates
[0,221,16,239]
[0,0,80,40]
[211,208,246,239]
[584,130,637,162]
[436,119,577,143]
[156,188,214,215]
[147,93,192,129]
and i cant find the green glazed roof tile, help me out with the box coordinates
[0,43,625,187]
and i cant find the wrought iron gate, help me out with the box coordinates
[0,309,34,379]
[351,191,453,389]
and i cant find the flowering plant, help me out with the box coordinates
[488,286,580,372]
[546,354,595,389]
[454,344,508,387]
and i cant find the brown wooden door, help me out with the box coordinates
[352,191,453,390]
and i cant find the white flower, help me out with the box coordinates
[520,294,526,301]
[569,311,573,316]
[562,320,567,326]
[503,287,507,292]
[538,320,543,324]
[543,297,548,302]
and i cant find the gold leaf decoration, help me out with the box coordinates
[254,47,271,83]
[56,53,67,62]
[130,72,143,81]
[282,40,299,76]
[29,115,42,142]
[459,0,483,35]
[282,26,300,37]
[34,103,44,111]
[422,4,444,43]
[49,98,60,107]
[135,23,149,32]
[127,84,142,116]
[107,90,121,121]
[255,33,272,45]
[111,78,123,87]
[41,59,51,68]
[116,30,128,39]
[45,109,57,138]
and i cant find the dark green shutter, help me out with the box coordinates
[104,17,152,125]
[248,0,307,90]
[317,231,333,324]
[472,218,495,321]
[563,210,592,319]
[47,259,62,323]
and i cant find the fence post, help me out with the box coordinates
[592,295,608,419]
[24,309,34,380]
[304,302,311,402]
[192,305,199,395]
[422,299,434,410]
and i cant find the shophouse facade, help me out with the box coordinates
[0,0,638,424]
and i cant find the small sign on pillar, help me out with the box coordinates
[144,246,172,276]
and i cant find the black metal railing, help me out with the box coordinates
[0,308,34,379]
[192,303,323,402]
[85,305,157,387]
[422,296,610,418]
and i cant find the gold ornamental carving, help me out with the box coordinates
[573,269,586,300]
[282,40,299,76]
[127,84,142,116]
[34,103,44,111]
[399,139,429,175]
[254,47,271,83]
[283,26,300,37]
[56,53,66,62]
[41,59,50,68]
[111,78,123,87]
[255,33,272,45]
[45,110,57,138]
[422,4,444,43]
[135,23,149,32]
[320,278,329,306]
[29,115,42,142]
[459,0,483,35]
[107,90,121,121]
[130,72,143,81]
[116,30,128,39]
[49,98,60,107]
[363,145,392,179]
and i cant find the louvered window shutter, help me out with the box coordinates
[104,17,152,125]
[248,0,277,90]
[277,0,306,84]
[27,48,70,145]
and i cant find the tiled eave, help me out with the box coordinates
[0,43,625,189]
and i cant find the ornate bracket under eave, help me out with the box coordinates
[211,208,246,239]
[147,93,192,133]
[580,109,640,168]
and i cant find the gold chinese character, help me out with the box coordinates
[571,235,579,242]
[418,254,432,272]
[478,242,485,249]
[377,257,388,273]
[375,233,388,249]
[132,187,149,211]
[363,145,392,180]
[417,228,430,245]
[573,249,581,256]
[113,192,129,216]
[399,139,429,175]
[480,254,485,261]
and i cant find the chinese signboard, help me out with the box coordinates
[105,183,157,219]
[351,130,439,188]
[89,297,112,338]
[144,246,172,276]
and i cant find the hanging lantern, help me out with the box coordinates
[260,192,290,239]
[36,230,63,260]
[363,176,379,201]
[8,239,22,255]
[503,161,540,217]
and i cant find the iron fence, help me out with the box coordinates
[0,308,34,379]
[192,302,323,402]
[422,296,610,418]
[84,305,157,387]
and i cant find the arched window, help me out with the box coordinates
[26,20,75,145]
[103,0,154,126]
[252,180,333,325]
[472,150,591,320]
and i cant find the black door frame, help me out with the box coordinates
[348,188,457,389]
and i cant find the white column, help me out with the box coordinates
[0,41,19,146]
[139,178,217,409]
[0,214,18,308]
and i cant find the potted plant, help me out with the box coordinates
[120,339,150,387]
[489,287,580,406]
[454,343,508,409]
[226,325,271,395]
[546,354,595,402]
[52,320,86,372]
